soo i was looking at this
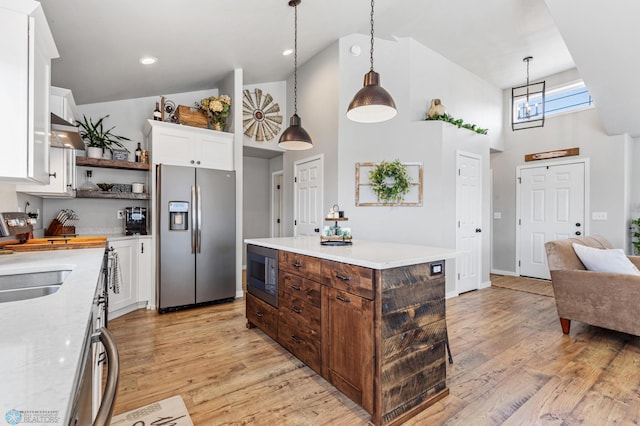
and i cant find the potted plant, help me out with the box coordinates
[76,115,130,159]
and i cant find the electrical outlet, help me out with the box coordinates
[117,210,124,220]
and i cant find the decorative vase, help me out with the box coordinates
[87,147,103,159]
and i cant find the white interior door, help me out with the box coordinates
[272,171,283,237]
[294,156,323,236]
[519,162,585,279]
[456,152,482,294]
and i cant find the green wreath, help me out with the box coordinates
[369,160,412,203]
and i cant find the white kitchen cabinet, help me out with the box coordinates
[137,236,153,308]
[145,119,234,170]
[0,2,58,183]
[16,147,76,197]
[108,239,138,318]
[50,86,78,124]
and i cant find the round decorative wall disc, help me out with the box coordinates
[242,88,283,141]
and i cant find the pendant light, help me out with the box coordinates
[347,0,397,123]
[511,56,545,131]
[278,0,313,150]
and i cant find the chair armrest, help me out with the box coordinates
[627,255,640,270]
[551,269,640,336]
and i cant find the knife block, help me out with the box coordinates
[45,219,76,237]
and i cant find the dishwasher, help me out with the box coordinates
[68,248,120,425]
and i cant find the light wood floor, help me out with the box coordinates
[109,283,640,425]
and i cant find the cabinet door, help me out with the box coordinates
[137,237,153,307]
[108,239,138,317]
[322,286,374,414]
[17,147,75,196]
[0,9,30,181]
[197,132,233,170]
[151,126,197,167]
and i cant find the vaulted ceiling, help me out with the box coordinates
[39,0,637,136]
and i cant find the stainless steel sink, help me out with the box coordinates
[0,269,71,303]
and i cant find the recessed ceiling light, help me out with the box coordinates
[139,56,158,65]
[282,49,294,56]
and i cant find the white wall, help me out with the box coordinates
[243,81,287,153]
[491,68,634,273]
[242,156,271,263]
[281,41,341,236]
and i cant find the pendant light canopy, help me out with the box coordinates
[279,0,313,150]
[511,56,545,131]
[347,0,397,123]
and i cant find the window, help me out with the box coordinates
[545,80,594,117]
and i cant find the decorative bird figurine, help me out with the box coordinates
[427,98,446,119]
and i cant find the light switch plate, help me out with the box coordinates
[493,212,502,219]
[592,212,607,220]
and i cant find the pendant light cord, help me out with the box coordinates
[294,2,298,115]
[369,0,375,72]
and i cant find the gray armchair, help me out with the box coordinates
[544,235,640,335]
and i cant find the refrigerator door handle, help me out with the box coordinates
[191,185,197,254]
[197,185,202,253]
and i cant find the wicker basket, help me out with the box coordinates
[175,105,208,128]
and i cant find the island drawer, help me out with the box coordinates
[279,250,322,282]
[321,259,374,300]
[246,293,278,341]
[279,271,321,306]
[278,315,321,373]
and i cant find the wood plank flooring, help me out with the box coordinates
[108,283,640,425]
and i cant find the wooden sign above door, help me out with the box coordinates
[525,147,579,162]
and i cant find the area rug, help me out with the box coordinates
[491,274,555,297]
[110,395,194,426]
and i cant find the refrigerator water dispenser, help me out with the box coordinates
[168,201,189,231]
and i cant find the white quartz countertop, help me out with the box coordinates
[0,248,105,425]
[244,237,458,269]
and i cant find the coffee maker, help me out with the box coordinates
[125,207,147,235]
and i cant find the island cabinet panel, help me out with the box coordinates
[322,286,374,414]
[245,244,449,426]
[246,293,278,341]
[321,259,374,300]
[279,250,322,282]
[277,271,322,373]
[376,262,449,425]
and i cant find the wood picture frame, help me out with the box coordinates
[355,162,423,206]
[525,147,579,162]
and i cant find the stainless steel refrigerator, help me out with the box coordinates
[157,164,236,313]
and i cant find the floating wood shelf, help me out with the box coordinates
[76,157,151,171]
[76,190,150,200]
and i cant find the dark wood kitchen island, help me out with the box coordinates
[244,237,458,426]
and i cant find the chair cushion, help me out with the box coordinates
[572,243,640,276]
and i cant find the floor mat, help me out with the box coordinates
[110,395,194,426]
[491,274,554,297]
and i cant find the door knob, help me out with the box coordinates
[314,228,320,233]
[575,222,581,227]
[575,231,582,236]
[475,228,482,233]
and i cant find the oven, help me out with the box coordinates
[246,244,278,308]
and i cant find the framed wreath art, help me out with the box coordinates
[355,160,423,206]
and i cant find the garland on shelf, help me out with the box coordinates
[369,160,412,203]
[426,113,488,135]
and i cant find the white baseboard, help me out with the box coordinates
[491,268,518,276]
[479,280,491,289]
[236,290,245,299]
[445,290,459,299]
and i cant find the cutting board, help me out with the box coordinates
[5,236,107,252]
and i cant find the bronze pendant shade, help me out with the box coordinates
[279,0,313,150]
[346,0,397,123]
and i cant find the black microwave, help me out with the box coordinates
[246,245,278,308]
